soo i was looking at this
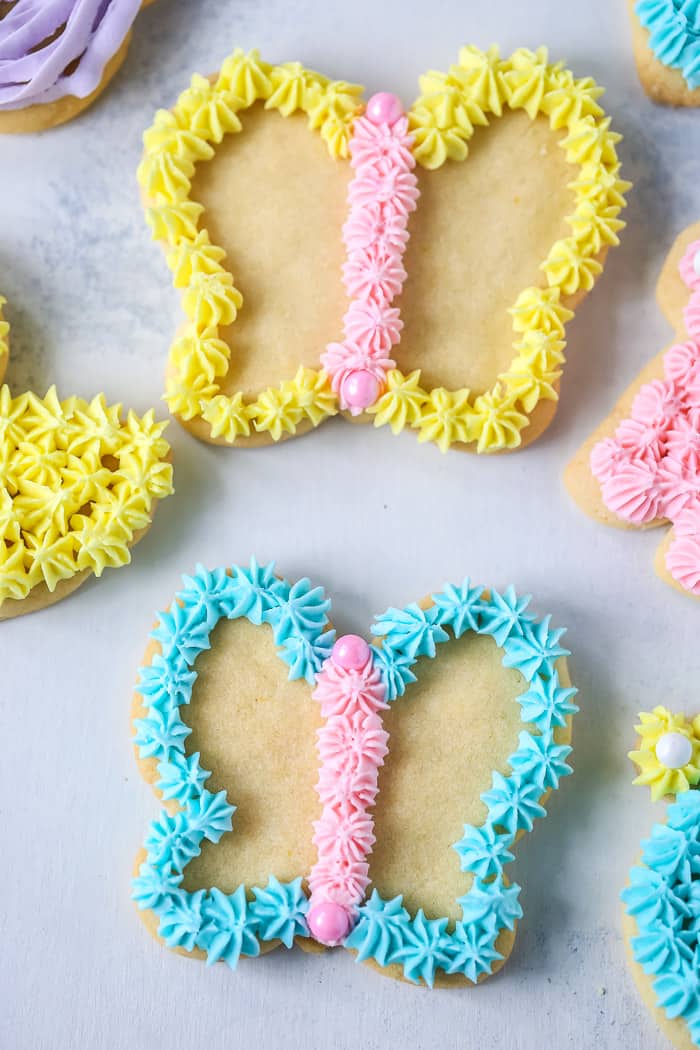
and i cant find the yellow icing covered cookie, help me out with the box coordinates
[140,46,628,454]
[0,297,173,619]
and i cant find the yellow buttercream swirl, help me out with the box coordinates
[0,379,173,607]
[629,707,700,802]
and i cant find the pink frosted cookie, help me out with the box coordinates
[565,223,700,600]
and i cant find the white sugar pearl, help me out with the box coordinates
[655,731,693,770]
[693,249,700,278]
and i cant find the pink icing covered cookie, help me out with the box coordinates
[565,223,700,599]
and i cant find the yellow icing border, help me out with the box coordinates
[0,304,174,607]
[139,46,629,452]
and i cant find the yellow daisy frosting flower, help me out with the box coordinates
[629,706,700,801]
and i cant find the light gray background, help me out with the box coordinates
[1,1,698,1047]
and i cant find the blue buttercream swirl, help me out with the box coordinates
[622,790,700,1045]
[637,0,700,89]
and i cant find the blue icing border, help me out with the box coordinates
[622,791,700,1045]
[132,561,333,966]
[133,566,577,983]
[346,581,576,986]
[636,0,700,90]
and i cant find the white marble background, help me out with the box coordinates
[1,1,699,1047]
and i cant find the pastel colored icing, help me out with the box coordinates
[133,563,576,984]
[622,791,700,1046]
[140,46,628,453]
[629,706,700,800]
[320,94,418,414]
[307,638,389,944]
[0,384,173,606]
[636,0,700,89]
[0,0,143,111]
[590,240,700,597]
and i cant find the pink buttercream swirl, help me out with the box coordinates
[591,239,700,595]
[320,93,419,415]
[306,635,389,946]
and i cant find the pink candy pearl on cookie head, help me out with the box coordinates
[307,901,352,946]
[331,633,370,671]
[365,92,403,126]
[340,369,380,414]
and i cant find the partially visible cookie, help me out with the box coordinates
[564,222,700,600]
[132,561,577,987]
[0,295,173,619]
[0,0,154,133]
[622,707,700,1050]
[628,0,700,106]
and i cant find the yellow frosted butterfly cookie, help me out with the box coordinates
[0,296,173,619]
[139,46,629,454]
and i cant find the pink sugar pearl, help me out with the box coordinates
[332,634,370,671]
[307,901,352,946]
[341,369,380,414]
[365,92,403,126]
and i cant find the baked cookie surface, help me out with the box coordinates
[132,561,577,987]
[140,46,628,454]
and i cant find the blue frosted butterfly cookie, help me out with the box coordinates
[132,561,577,987]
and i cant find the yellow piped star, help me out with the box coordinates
[629,706,700,801]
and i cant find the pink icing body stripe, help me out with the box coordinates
[591,238,700,595]
[320,92,419,415]
[306,635,389,947]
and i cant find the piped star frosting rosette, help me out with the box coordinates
[0,299,173,618]
[623,707,700,1049]
[567,224,700,601]
[139,46,628,454]
[132,561,576,987]
[0,0,154,132]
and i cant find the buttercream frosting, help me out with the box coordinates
[591,239,700,597]
[0,0,143,111]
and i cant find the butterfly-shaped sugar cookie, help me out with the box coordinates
[132,561,577,987]
[0,295,173,619]
[565,223,700,601]
[623,707,700,1050]
[139,46,628,454]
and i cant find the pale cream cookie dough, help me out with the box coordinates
[139,46,628,454]
[131,563,576,987]
[628,0,700,107]
[0,0,155,134]
[565,223,700,600]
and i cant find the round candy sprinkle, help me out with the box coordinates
[331,634,370,671]
[655,731,694,770]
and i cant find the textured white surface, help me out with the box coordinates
[1,1,699,1048]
